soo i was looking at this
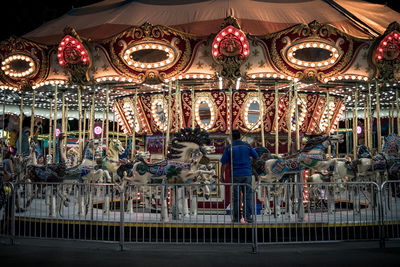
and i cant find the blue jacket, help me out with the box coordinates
[221,140,258,177]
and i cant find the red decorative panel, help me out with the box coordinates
[57,35,90,66]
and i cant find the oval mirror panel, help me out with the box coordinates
[199,102,211,126]
[247,101,260,125]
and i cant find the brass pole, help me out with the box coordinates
[52,85,58,163]
[78,87,83,160]
[101,109,105,143]
[18,91,23,155]
[30,90,36,140]
[364,102,368,146]
[353,88,358,159]
[287,82,292,154]
[368,83,373,150]
[89,91,95,140]
[327,89,331,157]
[228,81,234,220]
[294,82,300,151]
[61,91,65,146]
[274,81,279,155]
[65,103,69,142]
[376,81,382,152]
[105,86,110,150]
[191,85,195,128]
[82,109,87,144]
[175,80,180,132]
[131,88,138,160]
[258,85,265,147]
[165,81,172,158]
[49,98,53,159]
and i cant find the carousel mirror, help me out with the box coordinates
[247,101,260,125]
[244,97,261,129]
[199,102,211,126]
[151,98,168,131]
[130,49,169,63]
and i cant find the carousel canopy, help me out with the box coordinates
[24,0,400,44]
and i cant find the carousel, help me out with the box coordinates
[0,0,400,244]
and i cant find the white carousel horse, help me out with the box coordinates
[255,134,344,218]
[177,161,217,217]
[126,127,215,221]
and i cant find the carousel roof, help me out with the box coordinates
[24,0,400,44]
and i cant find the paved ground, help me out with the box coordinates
[1,237,400,266]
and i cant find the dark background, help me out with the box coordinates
[0,0,400,41]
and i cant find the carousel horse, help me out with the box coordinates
[80,141,112,184]
[104,139,125,182]
[24,134,89,213]
[254,135,344,217]
[126,127,215,221]
[258,134,344,183]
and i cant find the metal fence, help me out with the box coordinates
[1,179,399,251]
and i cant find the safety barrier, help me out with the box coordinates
[1,180,399,251]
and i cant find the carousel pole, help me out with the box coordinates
[294,82,300,151]
[191,85,195,128]
[352,88,358,159]
[287,82,293,154]
[175,80,179,132]
[101,109,105,145]
[376,81,382,152]
[30,90,36,140]
[397,88,400,135]
[52,85,58,163]
[274,81,279,156]
[257,84,265,147]
[18,91,24,155]
[65,103,69,142]
[82,109,87,145]
[364,102,368,146]
[131,88,138,160]
[89,91,95,140]
[165,81,172,158]
[61,91,66,160]
[105,86,110,149]
[368,83,373,150]
[228,80,234,219]
[78,86,83,160]
[327,89,331,157]
[49,97,53,159]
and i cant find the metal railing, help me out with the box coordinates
[1,179,399,251]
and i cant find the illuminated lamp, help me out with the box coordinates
[94,125,102,135]
[357,126,362,135]
[55,128,61,137]
[212,25,250,60]
[57,35,90,66]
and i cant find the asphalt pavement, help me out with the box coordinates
[1,237,400,266]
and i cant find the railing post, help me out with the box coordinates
[252,183,258,254]
[379,182,386,248]
[119,186,125,251]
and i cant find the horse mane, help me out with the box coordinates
[300,135,329,153]
[167,127,211,160]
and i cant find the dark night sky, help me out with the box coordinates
[0,0,400,41]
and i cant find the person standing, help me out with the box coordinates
[221,129,258,223]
